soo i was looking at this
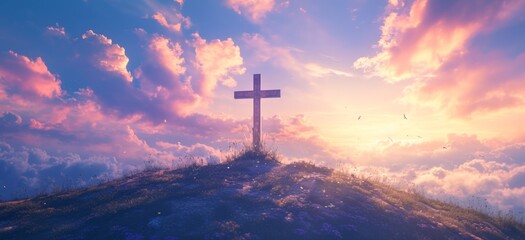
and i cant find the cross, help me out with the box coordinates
[234,74,281,152]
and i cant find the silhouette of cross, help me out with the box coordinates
[234,74,281,151]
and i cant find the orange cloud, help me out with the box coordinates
[82,30,133,82]
[151,11,191,32]
[226,0,275,23]
[0,51,62,99]
[152,12,181,31]
[192,33,245,96]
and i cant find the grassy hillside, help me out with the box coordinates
[1,150,524,239]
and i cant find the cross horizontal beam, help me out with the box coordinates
[234,89,281,99]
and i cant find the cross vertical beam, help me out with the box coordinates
[253,74,261,151]
[234,74,281,152]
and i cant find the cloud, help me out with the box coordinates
[0,110,242,200]
[152,12,181,32]
[405,52,525,117]
[263,114,348,165]
[226,0,275,23]
[304,63,353,78]
[68,31,169,121]
[0,51,62,99]
[242,33,299,67]
[354,0,525,81]
[351,133,496,170]
[147,36,186,78]
[242,33,308,78]
[340,135,525,219]
[0,29,251,170]
[242,33,352,83]
[192,33,245,96]
[46,23,66,37]
[156,141,223,165]
[151,11,191,32]
[388,0,404,7]
[82,30,133,82]
[0,111,22,127]
[137,35,200,118]
[354,0,525,117]
[0,141,126,200]
[406,158,525,216]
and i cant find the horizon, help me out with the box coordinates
[1,0,525,220]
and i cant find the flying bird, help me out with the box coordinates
[403,114,407,120]
[358,115,361,120]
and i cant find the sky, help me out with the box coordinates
[1,0,525,217]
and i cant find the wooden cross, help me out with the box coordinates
[234,74,281,152]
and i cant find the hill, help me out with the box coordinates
[1,150,524,239]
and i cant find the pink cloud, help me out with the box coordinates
[355,0,524,81]
[151,11,191,32]
[152,12,181,32]
[0,85,239,167]
[138,35,200,117]
[226,0,275,23]
[407,52,525,117]
[148,36,186,78]
[355,0,525,117]
[0,97,166,164]
[192,33,245,96]
[263,115,348,165]
[0,51,62,99]
[82,30,133,82]
[29,119,48,130]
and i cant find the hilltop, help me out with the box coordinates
[1,150,524,239]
